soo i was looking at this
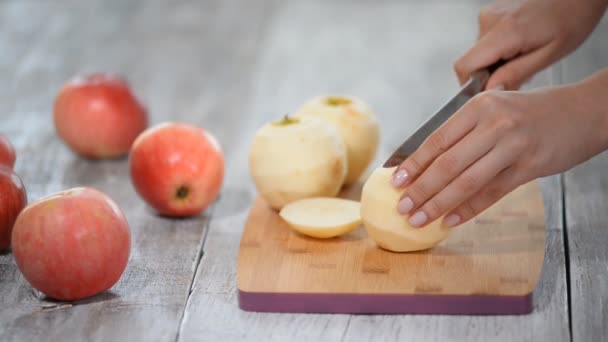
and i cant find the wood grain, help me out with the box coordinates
[237,180,545,314]
[562,13,608,342]
[179,0,570,340]
[0,0,576,340]
[564,157,608,342]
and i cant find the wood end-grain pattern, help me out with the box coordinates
[237,180,546,314]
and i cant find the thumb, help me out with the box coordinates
[454,26,521,86]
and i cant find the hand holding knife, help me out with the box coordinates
[384,60,506,168]
[382,60,511,229]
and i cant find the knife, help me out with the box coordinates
[383,61,505,168]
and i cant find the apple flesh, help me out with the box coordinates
[11,187,130,301]
[360,167,450,252]
[248,116,347,210]
[295,95,380,185]
[53,73,148,159]
[0,166,27,250]
[129,122,225,217]
[0,134,16,168]
[279,197,361,239]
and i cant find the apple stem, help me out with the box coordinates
[325,96,352,106]
[271,114,300,126]
[176,186,189,200]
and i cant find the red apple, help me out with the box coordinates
[0,166,27,250]
[11,187,130,301]
[53,73,148,159]
[0,134,16,168]
[129,122,224,217]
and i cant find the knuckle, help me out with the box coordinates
[482,184,505,202]
[458,200,476,219]
[406,182,429,203]
[453,59,465,77]
[499,66,525,90]
[492,115,517,135]
[487,107,522,136]
[471,91,501,112]
[405,155,424,176]
[509,133,530,152]
[428,130,450,154]
[453,60,471,84]
[423,198,444,219]
[457,173,480,194]
[435,152,460,177]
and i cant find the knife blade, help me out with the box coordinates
[382,62,503,168]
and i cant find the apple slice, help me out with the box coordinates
[279,197,361,239]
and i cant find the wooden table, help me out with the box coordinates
[1,1,606,341]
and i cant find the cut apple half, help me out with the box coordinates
[279,197,362,239]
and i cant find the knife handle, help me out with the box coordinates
[487,59,508,75]
[471,59,509,91]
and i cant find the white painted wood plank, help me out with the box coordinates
[0,0,270,341]
[562,12,608,342]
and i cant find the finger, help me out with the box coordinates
[397,124,497,215]
[454,26,521,86]
[442,166,521,228]
[407,141,518,228]
[391,108,478,188]
[486,42,559,90]
[477,4,504,40]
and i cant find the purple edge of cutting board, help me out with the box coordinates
[237,290,533,315]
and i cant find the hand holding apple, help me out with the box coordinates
[0,134,16,168]
[12,187,130,300]
[129,122,225,217]
[360,167,450,252]
[0,166,27,250]
[53,73,148,159]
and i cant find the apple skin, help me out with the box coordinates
[53,73,148,159]
[11,187,130,301]
[0,166,27,250]
[0,134,16,168]
[129,122,225,217]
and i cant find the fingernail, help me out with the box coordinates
[443,214,461,228]
[492,83,505,91]
[391,169,409,187]
[409,211,428,227]
[398,196,414,214]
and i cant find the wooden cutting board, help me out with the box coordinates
[237,180,546,315]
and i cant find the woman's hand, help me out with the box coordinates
[391,70,608,228]
[455,0,608,90]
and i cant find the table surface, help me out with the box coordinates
[0,1,606,341]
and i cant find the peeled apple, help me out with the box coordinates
[295,95,379,186]
[248,116,347,210]
[360,166,450,252]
